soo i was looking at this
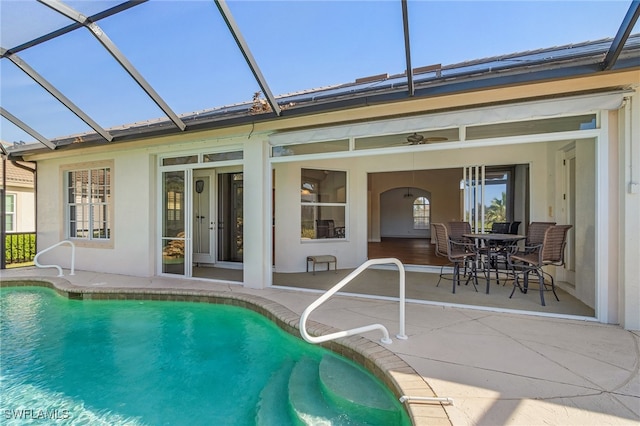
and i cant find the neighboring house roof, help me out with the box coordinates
[5,33,640,158]
[1,160,35,187]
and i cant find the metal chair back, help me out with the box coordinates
[542,224,572,265]
[447,221,471,241]
[508,221,521,234]
[490,222,510,233]
[433,223,450,257]
[526,222,556,245]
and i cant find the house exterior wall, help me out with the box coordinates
[36,150,155,277]
[24,74,640,330]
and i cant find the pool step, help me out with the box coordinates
[255,359,296,426]
[288,356,346,425]
[258,355,403,425]
[318,353,401,425]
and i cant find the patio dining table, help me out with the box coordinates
[463,233,526,293]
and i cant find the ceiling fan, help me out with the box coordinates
[405,132,448,145]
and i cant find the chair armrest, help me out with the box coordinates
[449,239,477,253]
[508,243,543,267]
[522,243,543,254]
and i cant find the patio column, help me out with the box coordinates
[242,137,271,289]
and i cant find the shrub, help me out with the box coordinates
[5,233,36,264]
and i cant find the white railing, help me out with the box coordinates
[299,258,407,345]
[34,240,76,277]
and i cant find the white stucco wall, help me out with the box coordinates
[35,150,155,277]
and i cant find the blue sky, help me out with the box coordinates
[1,0,637,144]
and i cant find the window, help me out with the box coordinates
[413,196,430,229]
[4,193,15,232]
[166,189,182,221]
[484,168,512,227]
[466,114,596,140]
[301,168,347,239]
[66,166,111,241]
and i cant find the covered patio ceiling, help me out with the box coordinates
[1,0,639,158]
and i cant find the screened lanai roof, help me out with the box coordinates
[1,0,639,158]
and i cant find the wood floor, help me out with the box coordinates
[367,237,448,266]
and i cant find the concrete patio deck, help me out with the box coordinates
[1,266,638,426]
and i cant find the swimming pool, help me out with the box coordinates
[1,286,411,425]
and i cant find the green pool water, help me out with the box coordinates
[0,287,410,425]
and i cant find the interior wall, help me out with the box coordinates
[380,187,431,238]
[369,169,462,242]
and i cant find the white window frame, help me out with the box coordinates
[5,192,16,232]
[413,196,430,230]
[301,168,348,241]
[62,160,114,247]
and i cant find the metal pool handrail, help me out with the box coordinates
[34,240,76,277]
[299,258,407,345]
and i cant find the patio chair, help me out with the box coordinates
[500,221,556,285]
[433,223,453,286]
[489,222,510,233]
[525,221,556,246]
[507,224,572,306]
[508,221,521,234]
[447,221,472,242]
[316,219,336,238]
[433,223,478,293]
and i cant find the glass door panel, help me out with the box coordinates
[463,165,486,232]
[217,172,243,262]
[193,172,215,265]
[162,170,186,275]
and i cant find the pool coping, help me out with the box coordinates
[1,277,451,426]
